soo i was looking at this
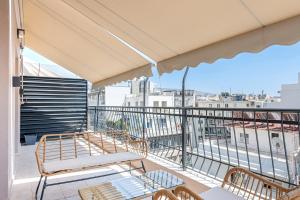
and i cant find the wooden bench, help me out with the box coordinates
[35,131,147,200]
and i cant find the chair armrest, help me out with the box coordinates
[153,189,178,200]
[35,135,47,175]
[174,186,203,200]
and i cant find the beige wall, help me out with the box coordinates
[0,0,20,199]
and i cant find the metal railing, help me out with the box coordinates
[88,106,300,186]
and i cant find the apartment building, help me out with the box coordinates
[266,73,300,109]
[89,82,131,106]
[230,124,299,155]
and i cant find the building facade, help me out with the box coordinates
[266,73,300,108]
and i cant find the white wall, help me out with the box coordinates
[148,95,174,107]
[124,94,174,107]
[0,1,10,198]
[279,73,300,108]
[125,95,143,106]
[130,78,156,96]
[0,0,20,198]
[231,127,299,155]
[266,73,300,108]
[105,86,130,106]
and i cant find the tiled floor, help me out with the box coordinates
[11,145,141,200]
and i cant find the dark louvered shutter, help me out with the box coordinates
[20,76,88,142]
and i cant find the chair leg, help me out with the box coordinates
[40,176,47,200]
[141,160,146,172]
[129,162,132,174]
[35,175,43,200]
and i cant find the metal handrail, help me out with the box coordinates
[87,105,300,186]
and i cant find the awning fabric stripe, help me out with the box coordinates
[23,0,300,86]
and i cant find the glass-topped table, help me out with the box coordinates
[79,170,184,200]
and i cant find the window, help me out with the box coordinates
[271,133,279,138]
[240,133,249,144]
[140,101,144,106]
[225,104,229,108]
[195,102,199,107]
[135,101,138,106]
[128,102,130,106]
[153,101,159,107]
[217,104,220,108]
[161,101,167,107]
[209,104,212,108]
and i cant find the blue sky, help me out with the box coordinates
[23,48,79,78]
[24,42,300,96]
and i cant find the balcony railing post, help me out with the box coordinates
[85,80,88,131]
[142,78,148,141]
[181,67,189,170]
[94,90,101,132]
[121,106,124,130]
[93,107,96,133]
[182,107,187,170]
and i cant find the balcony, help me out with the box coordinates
[3,1,300,199]
[11,106,300,200]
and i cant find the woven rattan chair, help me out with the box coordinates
[153,186,203,200]
[35,131,147,200]
[153,189,178,200]
[154,167,300,200]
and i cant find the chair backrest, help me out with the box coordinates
[88,130,148,158]
[153,189,178,200]
[174,186,203,200]
[35,132,102,163]
[222,167,291,200]
[153,186,203,200]
[85,130,130,153]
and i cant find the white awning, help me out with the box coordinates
[24,0,300,85]
[23,0,151,87]
[157,14,300,74]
